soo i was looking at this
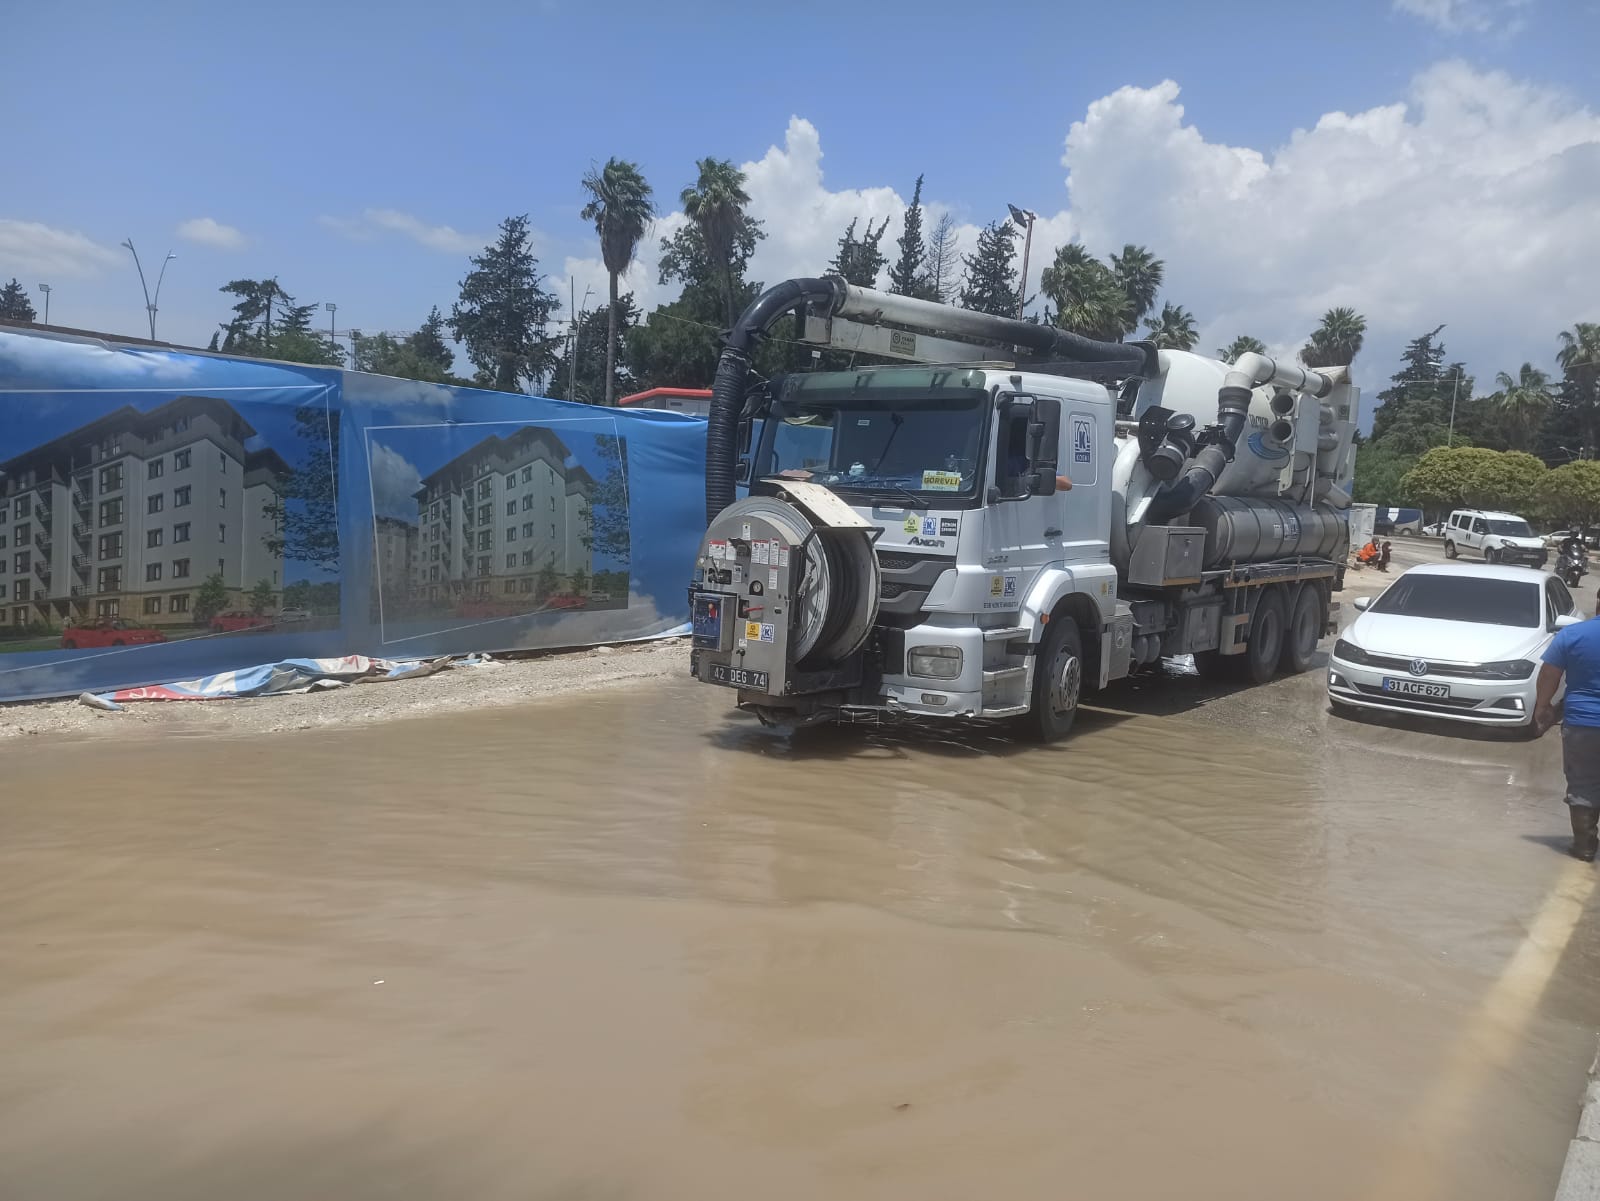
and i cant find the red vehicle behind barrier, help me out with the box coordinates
[209,611,274,633]
[60,619,169,650]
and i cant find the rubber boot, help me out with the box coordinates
[1569,804,1599,862]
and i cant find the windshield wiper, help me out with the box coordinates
[865,484,926,507]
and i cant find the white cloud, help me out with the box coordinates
[0,219,121,279]
[320,209,486,254]
[176,217,247,249]
[368,441,423,517]
[1056,62,1600,398]
[548,64,1595,405]
[1393,0,1530,34]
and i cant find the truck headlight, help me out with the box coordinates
[909,645,963,679]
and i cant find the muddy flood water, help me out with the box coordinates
[3,670,1598,1201]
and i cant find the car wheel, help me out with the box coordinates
[1280,586,1324,675]
[1234,588,1287,686]
[1445,540,1458,559]
[1015,617,1083,743]
[1485,547,1501,564]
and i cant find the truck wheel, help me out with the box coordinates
[1280,587,1323,674]
[1235,590,1286,686]
[1018,618,1083,743]
[1445,540,1458,559]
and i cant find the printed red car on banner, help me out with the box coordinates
[59,619,169,650]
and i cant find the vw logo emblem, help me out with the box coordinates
[1408,658,1429,677]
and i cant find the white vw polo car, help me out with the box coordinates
[1327,563,1584,729]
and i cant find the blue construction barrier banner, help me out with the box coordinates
[0,329,705,703]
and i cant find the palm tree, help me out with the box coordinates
[1300,307,1367,368]
[1144,302,1199,351]
[680,158,752,328]
[1109,244,1164,337]
[1040,244,1129,342]
[1494,362,1553,451]
[1559,322,1600,454]
[1217,334,1267,364]
[581,158,654,406]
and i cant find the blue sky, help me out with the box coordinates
[4,0,1597,401]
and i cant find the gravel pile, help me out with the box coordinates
[0,638,690,743]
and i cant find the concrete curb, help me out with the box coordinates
[1555,1038,1600,1200]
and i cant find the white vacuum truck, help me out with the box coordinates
[688,277,1359,740]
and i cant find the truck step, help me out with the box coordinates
[983,666,1027,683]
[982,626,1031,642]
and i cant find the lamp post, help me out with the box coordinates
[325,302,337,341]
[1007,203,1037,321]
[37,283,50,325]
[120,240,176,340]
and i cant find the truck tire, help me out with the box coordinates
[1017,618,1083,743]
[1444,540,1458,559]
[1280,586,1324,675]
[1235,589,1286,686]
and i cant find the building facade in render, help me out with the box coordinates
[0,395,289,627]
[373,514,419,604]
[410,427,594,604]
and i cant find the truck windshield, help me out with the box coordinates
[1370,574,1540,628]
[1487,518,1533,537]
[766,398,986,497]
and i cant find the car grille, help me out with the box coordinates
[1351,651,1533,680]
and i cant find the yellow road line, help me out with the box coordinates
[1362,858,1596,1201]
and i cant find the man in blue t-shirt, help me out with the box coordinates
[1537,599,1600,860]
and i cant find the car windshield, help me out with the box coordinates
[1370,574,1540,628]
[766,397,986,497]
[1487,518,1532,537]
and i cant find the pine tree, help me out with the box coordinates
[924,212,961,304]
[0,279,37,322]
[449,215,561,392]
[828,216,891,287]
[958,221,1020,317]
[887,175,930,298]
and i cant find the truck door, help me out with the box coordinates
[984,396,1061,583]
[1469,516,1488,553]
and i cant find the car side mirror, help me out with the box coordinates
[1555,614,1582,630]
[1353,595,1372,611]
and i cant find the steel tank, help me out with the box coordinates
[1191,496,1347,569]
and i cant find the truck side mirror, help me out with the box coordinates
[1028,398,1061,496]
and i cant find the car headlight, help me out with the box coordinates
[1478,659,1537,680]
[1332,638,1372,665]
[908,645,963,679]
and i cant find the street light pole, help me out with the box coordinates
[1447,372,1461,447]
[1007,204,1037,321]
[37,283,51,325]
[151,251,176,338]
[120,240,175,340]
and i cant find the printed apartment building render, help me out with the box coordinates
[0,396,289,628]
[410,427,594,604]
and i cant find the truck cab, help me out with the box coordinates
[727,365,1119,724]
